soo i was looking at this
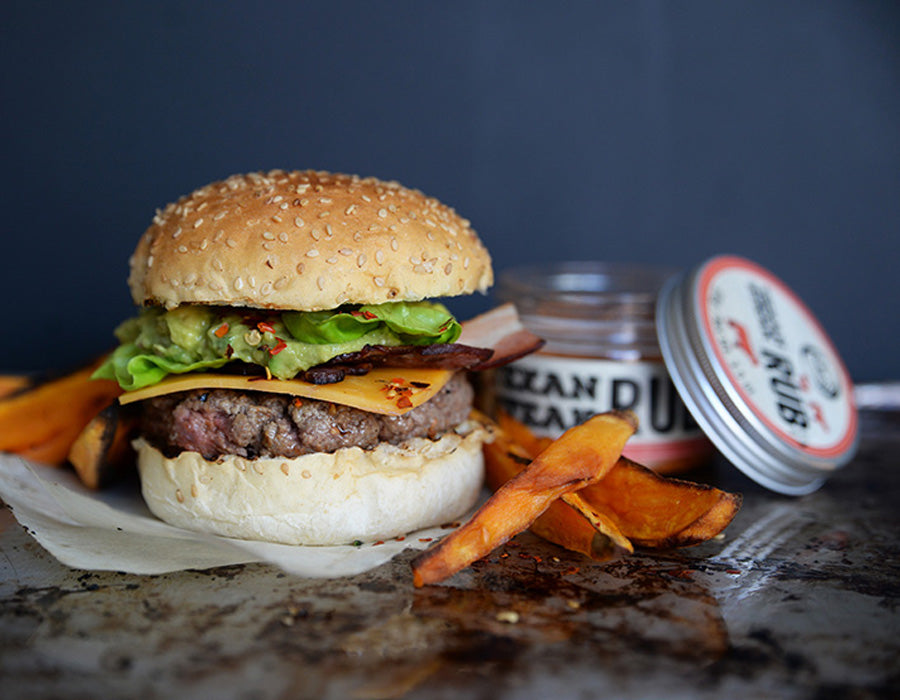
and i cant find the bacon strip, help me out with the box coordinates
[459,303,545,370]
[299,303,543,384]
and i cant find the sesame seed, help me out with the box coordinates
[261,281,273,296]
[317,276,326,290]
[262,231,276,240]
[209,280,222,291]
[361,195,372,202]
[226,238,237,248]
[147,255,154,268]
[191,484,198,498]
[214,210,227,221]
[301,469,312,479]
[375,249,385,265]
[345,204,357,215]
[378,208,388,218]
[296,262,305,274]
[274,276,289,289]
[444,263,452,275]
[326,255,338,264]
[339,247,353,256]
[177,245,188,254]
[318,211,330,219]
[294,216,305,228]
[281,463,290,476]
[234,277,244,291]
[248,275,256,288]
[373,276,385,287]
[278,232,289,242]
[172,227,183,239]
[357,253,366,268]
[271,215,282,223]
[325,224,334,237]
[391,237,399,251]
[175,489,184,503]
[253,462,265,475]
[307,248,319,257]
[272,195,283,203]
[193,218,204,228]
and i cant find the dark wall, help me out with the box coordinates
[2,1,898,382]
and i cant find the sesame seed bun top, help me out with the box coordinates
[128,169,493,310]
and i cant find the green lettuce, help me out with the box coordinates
[93,301,461,391]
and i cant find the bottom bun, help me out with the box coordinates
[135,423,488,546]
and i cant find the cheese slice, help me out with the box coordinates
[118,367,454,416]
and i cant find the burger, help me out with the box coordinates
[95,169,538,545]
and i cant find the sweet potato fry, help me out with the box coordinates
[496,410,553,457]
[68,403,137,489]
[0,375,33,399]
[483,423,633,556]
[0,361,123,465]
[412,410,637,586]
[576,457,742,548]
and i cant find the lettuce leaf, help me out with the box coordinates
[94,301,461,390]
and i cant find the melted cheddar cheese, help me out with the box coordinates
[118,367,454,416]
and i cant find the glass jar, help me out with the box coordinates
[494,262,713,474]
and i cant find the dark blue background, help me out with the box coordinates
[2,1,898,382]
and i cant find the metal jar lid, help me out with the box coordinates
[656,255,858,495]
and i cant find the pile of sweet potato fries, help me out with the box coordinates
[412,410,741,586]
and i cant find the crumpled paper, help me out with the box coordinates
[0,455,449,577]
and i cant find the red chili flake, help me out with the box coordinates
[361,311,377,320]
[214,323,229,338]
[562,566,581,576]
[291,397,303,407]
[373,540,385,546]
[397,395,413,409]
[418,537,433,543]
[269,339,288,356]
[257,321,276,334]
[395,536,406,542]
[726,569,741,575]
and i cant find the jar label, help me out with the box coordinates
[697,256,857,458]
[495,355,707,464]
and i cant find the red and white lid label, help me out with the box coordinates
[697,256,857,458]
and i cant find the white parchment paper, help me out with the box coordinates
[0,455,448,577]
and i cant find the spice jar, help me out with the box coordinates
[494,262,713,474]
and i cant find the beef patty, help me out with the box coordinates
[140,372,474,460]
